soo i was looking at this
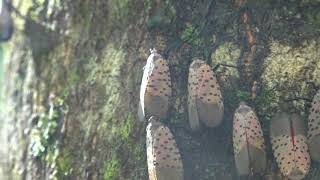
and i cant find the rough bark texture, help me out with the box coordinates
[1,0,320,180]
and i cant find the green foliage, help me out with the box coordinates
[211,42,240,72]
[119,113,134,140]
[233,86,278,124]
[103,154,120,180]
[236,90,251,102]
[212,42,240,61]
[180,23,202,46]
[255,87,279,122]
[30,104,61,157]
[262,39,320,112]
[30,96,72,179]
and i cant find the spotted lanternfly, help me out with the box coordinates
[146,116,184,180]
[187,59,224,131]
[0,0,13,41]
[138,49,172,121]
[308,90,320,162]
[233,102,266,176]
[270,112,310,180]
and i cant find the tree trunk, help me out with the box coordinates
[2,0,320,180]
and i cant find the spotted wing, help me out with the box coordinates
[308,90,320,161]
[195,61,224,127]
[139,52,171,121]
[233,103,266,176]
[270,113,310,180]
[188,62,200,131]
[146,121,184,180]
[145,56,171,97]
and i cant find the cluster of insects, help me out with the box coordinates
[139,49,320,180]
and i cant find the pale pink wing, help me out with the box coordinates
[196,64,223,107]
[193,60,224,127]
[308,90,320,161]
[146,120,184,180]
[139,52,172,120]
[188,61,201,131]
[145,56,172,97]
[271,113,310,180]
[233,103,266,175]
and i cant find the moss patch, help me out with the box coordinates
[103,153,120,180]
[102,113,147,180]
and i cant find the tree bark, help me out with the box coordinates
[2,0,320,180]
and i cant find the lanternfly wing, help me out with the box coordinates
[138,50,154,121]
[270,113,310,180]
[146,117,184,180]
[308,90,320,161]
[187,59,224,130]
[188,61,201,131]
[233,102,266,176]
[139,49,172,121]
[196,61,224,127]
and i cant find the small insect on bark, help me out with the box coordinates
[308,90,320,162]
[138,48,172,122]
[187,59,224,131]
[270,112,310,180]
[233,102,266,176]
[0,0,13,41]
[146,116,184,180]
